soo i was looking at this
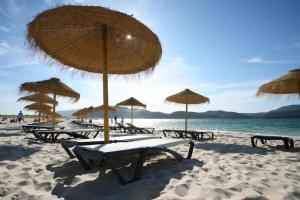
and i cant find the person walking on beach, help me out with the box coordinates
[17,111,23,124]
[121,116,124,124]
[114,115,117,125]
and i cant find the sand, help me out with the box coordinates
[0,120,299,200]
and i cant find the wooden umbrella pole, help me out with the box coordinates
[102,25,109,143]
[52,93,56,130]
[131,105,133,124]
[185,103,188,132]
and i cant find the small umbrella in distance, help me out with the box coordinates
[165,89,209,132]
[116,97,146,124]
[20,77,80,129]
[18,92,58,123]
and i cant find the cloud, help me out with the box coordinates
[243,56,300,64]
[0,25,10,32]
[245,56,264,64]
[0,41,12,55]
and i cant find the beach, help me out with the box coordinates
[0,119,299,200]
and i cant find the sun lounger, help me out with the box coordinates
[22,124,61,133]
[116,122,136,134]
[163,129,214,140]
[251,134,300,150]
[126,123,155,134]
[32,129,100,142]
[62,135,162,158]
[73,138,194,184]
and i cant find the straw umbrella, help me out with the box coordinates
[93,105,116,112]
[92,105,116,122]
[116,97,146,124]
[165,89,210,132]
[20,78,80,129]
[26,5,162,143]
[25,103,52,112]
[18,93,58,123]
[86,106,94,122]
[257,68,300,97]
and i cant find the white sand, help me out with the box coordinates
[0,120,299,200]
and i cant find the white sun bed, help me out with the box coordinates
[73,138,194,184]
[62,135,161,158]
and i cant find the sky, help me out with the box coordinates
[0,0,300,115]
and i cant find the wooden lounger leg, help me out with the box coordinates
[73,149,92,171]
[187,141,194,159]
[93,131,100,138]
[251,137,257,147]
[103,157,127,185]
[283,138,289,150]
[129,148,148,183]
[61,143,75,159]
[151,147,185,161]
[289,139,294,148]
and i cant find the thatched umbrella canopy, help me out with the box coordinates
[73,107,90,120]
[18,92,58,123]
[20,77,80,129]
[18,93,58,104]
[93,105,116,112]
[116,97,146,124]
[257,68,300,97]
[85,106,95,121]
[165,89,210,131]
[26,5,162,143]
[25,103,52,111]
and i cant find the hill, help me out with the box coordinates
[58,104,300,119]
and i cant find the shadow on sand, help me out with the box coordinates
[195,142,273,155]
[0,145,40,161]
[49,155,203,200]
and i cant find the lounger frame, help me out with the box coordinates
[126,123,155,134]
[32,129,100,142]
[73,140,194,184]
[163,129,214,140]
[62,135,161,159]
[251,135,295,150]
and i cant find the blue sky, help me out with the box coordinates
[0,0,299,114]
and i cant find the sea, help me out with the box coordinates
[93,118,300,136]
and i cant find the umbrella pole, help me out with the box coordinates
[131,105,133,124]
[52,93,56,130]
[102,25,109,143]
[185,103,188,132]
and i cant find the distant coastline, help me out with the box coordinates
[58,104,300,119]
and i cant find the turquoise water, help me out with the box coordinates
[94,118,300,136]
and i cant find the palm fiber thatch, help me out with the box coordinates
[20,78,80,100]
[166,89,210,104]
[27,5,162,143]
[18,93,57,123]
[257,68,300,97]
[116,97,146,124]
[165,89,210,131]
[93,105,116,112]
[18,93,58,105]
[27,5,162,75]
[20,77,80,129]
[25,103,52,111]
